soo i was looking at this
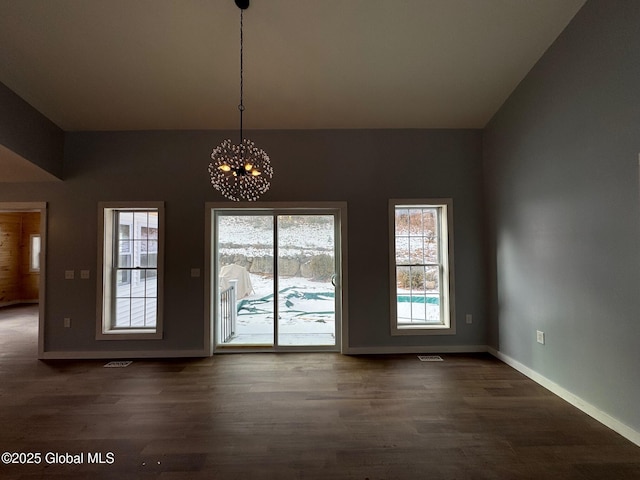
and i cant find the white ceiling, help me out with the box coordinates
[0,0,585,132]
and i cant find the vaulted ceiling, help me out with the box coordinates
[0,0,585,132]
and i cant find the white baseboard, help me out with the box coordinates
[488,347,640,448]
[39,349,208,360]
[345,344,489,355]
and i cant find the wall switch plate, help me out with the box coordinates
[536,330,545,344]
[64,317,71,328]
[65,270,75,280]
[80,270,90,279]
[191,268,201,278]
[465,314,473,324]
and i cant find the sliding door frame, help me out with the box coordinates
[204,202,348,355]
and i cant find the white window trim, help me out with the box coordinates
[389,199,456,336]
[96,201,164,340]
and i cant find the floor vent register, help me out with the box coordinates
[104,361,133,368]
[417,355,443,362]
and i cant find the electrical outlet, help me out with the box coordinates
[80,270,90,279]
[536,330,545,345]
[65,270,75,280]
[465,314,472,324]
[64,317,71,328]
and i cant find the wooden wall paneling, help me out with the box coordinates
[0,213,21,304]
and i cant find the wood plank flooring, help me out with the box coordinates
[1,304,639,479]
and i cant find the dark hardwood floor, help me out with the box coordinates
[1,304,639,479]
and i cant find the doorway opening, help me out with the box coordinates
[206,203,347,353]
[0,202,47,358]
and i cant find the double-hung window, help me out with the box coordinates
[97,202,164,339]
[390,199,455,335]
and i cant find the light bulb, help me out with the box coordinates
[218,164,231,172]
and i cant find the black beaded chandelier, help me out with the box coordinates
[208,0,273,202]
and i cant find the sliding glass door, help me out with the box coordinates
[212,207,343,351]
[276,214,335,346]
[217,214,274,346]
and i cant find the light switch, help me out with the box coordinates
[191,268,201,278]
[65,270,75,280]
[81,270,90,279]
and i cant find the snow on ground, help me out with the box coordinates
[229,273,336,345]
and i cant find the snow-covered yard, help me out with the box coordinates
[226,274,336,346]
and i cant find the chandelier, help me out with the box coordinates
[208,0,273,202]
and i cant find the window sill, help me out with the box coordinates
[97,329,162,341]
[392,324,456,336]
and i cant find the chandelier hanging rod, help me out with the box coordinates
[238,1,246,144]
[208,0,273,202]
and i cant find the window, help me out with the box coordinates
[97,202,164,339]
[30,234,41,272]
[389,199,455,335]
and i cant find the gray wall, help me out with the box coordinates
[0,128,486,353]
[484,0,640,432]
[0,81,64,178]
